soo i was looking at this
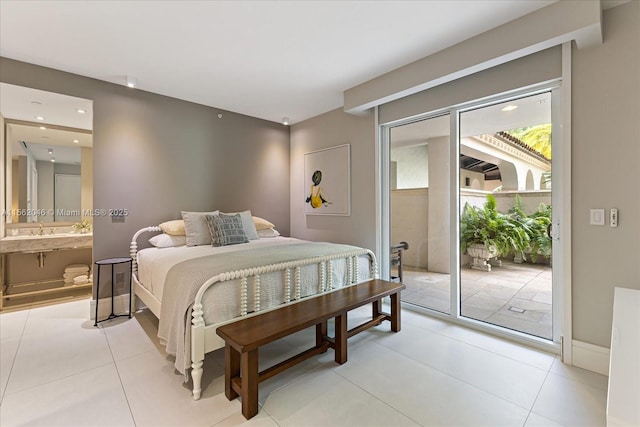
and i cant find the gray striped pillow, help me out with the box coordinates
[205,213,249,247]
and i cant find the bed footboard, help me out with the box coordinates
[190,249,377,399]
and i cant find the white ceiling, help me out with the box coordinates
[0,83,93,130]
[0,0,564,125]
[1,83,92,163]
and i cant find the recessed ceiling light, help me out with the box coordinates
[39,126,46,130]
[282,117,290,125]
[50,158,56,163]
[76,109,86,114]
[73,139,79,143]
[48,149,53,154]
[501,105,518,112]
[36,116,45,121]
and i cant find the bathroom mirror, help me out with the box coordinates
[1,83,93,225]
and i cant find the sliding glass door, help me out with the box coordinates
[381,86,561,344]
[459,92,553,339]
[389,114,451,314]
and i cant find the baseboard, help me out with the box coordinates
[572,339,610,376]
[607,414,638,427]
[89,294,131,320]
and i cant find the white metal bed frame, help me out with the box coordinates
[129,226,378,399]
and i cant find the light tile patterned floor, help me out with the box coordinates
[0,298,606,426]
[400,261,553,339]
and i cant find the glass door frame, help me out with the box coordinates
[377,80,565,354]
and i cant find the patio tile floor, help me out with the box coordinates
[398,260,552,340]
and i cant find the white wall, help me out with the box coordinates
[390,144,428,189]
[391,188,428,269]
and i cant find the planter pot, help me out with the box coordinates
[513,251,552,265]
[467,243,500,271]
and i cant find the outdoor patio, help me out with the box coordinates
[398,260,553,340]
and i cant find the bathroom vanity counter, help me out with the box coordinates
[0,233,92,254]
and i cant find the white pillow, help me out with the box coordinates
[181,210,219,246]
[257,228,280,238]
[149,233,187,248]
[222,210,259,240]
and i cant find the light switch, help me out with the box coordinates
[590,209,605,225]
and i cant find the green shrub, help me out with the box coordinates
[460,194,530,258]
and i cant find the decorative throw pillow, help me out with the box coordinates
[222,210,259,240]
[206,213,249,247]
[252,216,275,230]
[159,219,185,236]
[181,210,219,246]
[148,233,187,248]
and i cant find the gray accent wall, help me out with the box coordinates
[290,108,376,251]
[571,0,640,348]
[0,58,290,265]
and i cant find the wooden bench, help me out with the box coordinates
[216,279,404,419]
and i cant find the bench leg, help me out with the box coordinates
[224,344,240,400]
[372,298,381,318]
[316,321,328,352]
[241,349,259,419]
[335,313,347,364]
[390,292,401,332]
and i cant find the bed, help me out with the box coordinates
[129,225,378,399]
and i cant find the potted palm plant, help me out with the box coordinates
[460,194,529,271]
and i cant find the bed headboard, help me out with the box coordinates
[130,226,161,275]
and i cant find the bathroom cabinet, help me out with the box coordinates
[0,233,93,311]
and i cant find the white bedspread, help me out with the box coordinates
[137,237,304,300]
[136,237,374,377]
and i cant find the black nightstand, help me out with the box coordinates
[94,257,133,326]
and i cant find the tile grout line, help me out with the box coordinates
[522,362,554,426]
[102,324,138,427]
[329,360,425,426]
[368,339,539,413]
[401,309,555,372]
[0,309,31,405]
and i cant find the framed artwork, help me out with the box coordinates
[304,144,350,215]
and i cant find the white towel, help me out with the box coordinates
[65,268,89,273]
[65,264,89,270]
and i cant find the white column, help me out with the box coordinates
[427,136,450,273]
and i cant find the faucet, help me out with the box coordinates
[39,222,44,236]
